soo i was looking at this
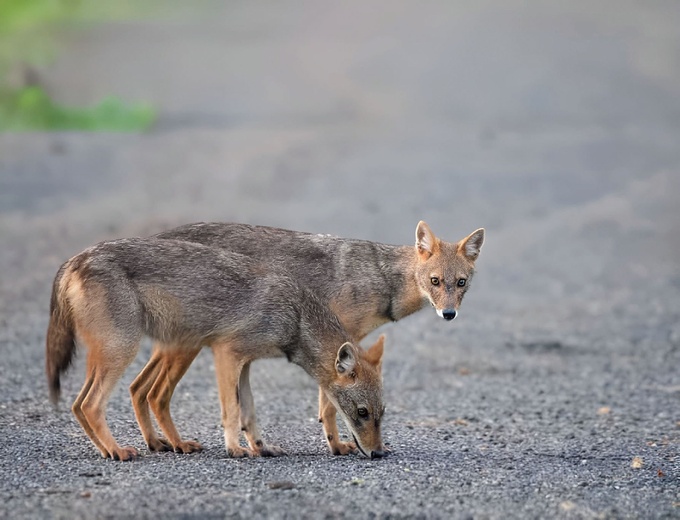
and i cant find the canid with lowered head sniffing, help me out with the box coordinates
[46,238,385,461]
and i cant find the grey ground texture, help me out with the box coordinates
[1,1,679,519]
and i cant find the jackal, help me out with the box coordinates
[133,221,483,455]
[46,238,385,461]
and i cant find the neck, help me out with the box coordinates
[385,245,428,321]
[297,329,346,389]
[290,295,352,387]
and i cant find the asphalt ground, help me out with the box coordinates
[0,1,679,518]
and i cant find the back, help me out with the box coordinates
[74,238,304,348]
[154,223,407,322]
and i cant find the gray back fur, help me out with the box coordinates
[155,223,414,324]
[74,238,351,375]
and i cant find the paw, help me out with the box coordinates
[226,446,254,458]
[173,440,203,454]
[255,443,287,457]
[330,441,358,456]
[110,445,139,461]
[147,436,173,452]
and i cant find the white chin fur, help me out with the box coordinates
[436,308,444,318]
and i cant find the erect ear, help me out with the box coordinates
[415,221,438,259]
[336,342,357,375]
[459,228,485,260]
[364,334,385,368]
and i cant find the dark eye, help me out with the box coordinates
[430,277,440,286]
[357,407,369,418]
[457,279,466,287]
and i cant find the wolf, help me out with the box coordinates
[46,238,385,461]
[132,221,484,455]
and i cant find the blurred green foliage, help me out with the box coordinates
[0,0,157,131]
[0,86,156,131]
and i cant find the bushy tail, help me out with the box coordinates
[46,263,76,406]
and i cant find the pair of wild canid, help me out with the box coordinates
[46,221,484,461]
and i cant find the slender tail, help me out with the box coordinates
[46,262,76,406]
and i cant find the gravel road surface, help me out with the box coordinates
[1,1,678,518]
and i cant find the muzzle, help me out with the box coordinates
[436,308,457,321]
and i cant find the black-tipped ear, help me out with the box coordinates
[459,228,485,260]
[336,342,357,375]
[416,221,437,259]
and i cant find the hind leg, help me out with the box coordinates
[72,365,109,457]
[75,331,141,461]
[147,344,203,454]
[239,362,286,457]
[129,346,172,452]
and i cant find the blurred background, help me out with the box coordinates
[0,1,679,517]
[2,0,678,314]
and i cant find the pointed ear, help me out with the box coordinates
[415,221,437,259]
[364,334,385,368]
[459,228,485,260]
[336,342,357,375]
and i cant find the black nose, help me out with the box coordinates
[370,449,385,460]
[442,309,457,321]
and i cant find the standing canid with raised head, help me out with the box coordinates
[46,238,385,461]
[133,221,484,455]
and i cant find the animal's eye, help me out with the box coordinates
[430,277,440,286]
[457,278,466,287]
[357,407,369,418]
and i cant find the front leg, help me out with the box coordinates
[238,362,286,457]
[318,387,357,455]
[212,345,252,458]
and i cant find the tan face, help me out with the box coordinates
[415,243,476,321]
[414,222,485,321]
[327,337,385,458]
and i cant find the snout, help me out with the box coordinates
[436,308,457,321]
[370,449,385,460]
[352,434,385,460]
